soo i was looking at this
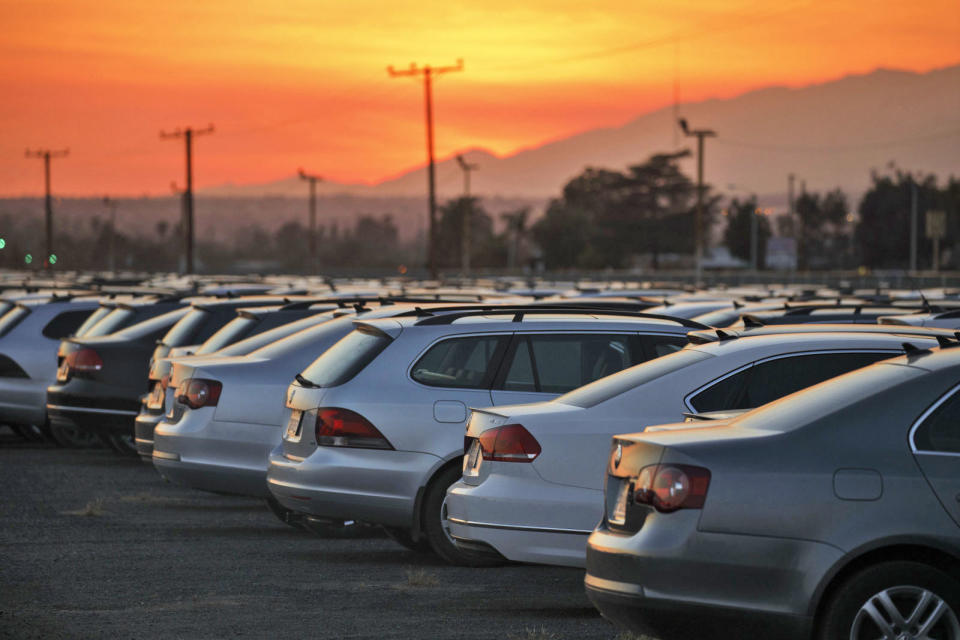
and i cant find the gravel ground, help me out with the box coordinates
[0,431,630,640]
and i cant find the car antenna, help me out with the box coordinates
[715,329,736,341]
[741,315,764,329]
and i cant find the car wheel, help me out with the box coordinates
[101,432,138,456]
[264,496,306,531]
[10,424,46,442]
[422,465,502,567]
[49,423,101,448]
[383,527,432,552]
[819,561,960,640]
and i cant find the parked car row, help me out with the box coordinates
[2,274,959,640]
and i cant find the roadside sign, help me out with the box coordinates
[926,210,946,239]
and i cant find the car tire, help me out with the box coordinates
[818,561,960,640]
[10,424,46,442]
[264,496,306,531]
[49,423,101,449]
[101,432,138,456]
[422,465,502,567]
[383,527,432,553]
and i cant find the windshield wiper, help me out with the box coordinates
[295,373,319,388]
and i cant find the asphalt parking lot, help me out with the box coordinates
[0,432,631,640]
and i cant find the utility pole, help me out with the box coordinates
[678,119,716,285]
[25,148,69,268]
[455,154,479,276]
[103,196,118,273]
[910,176,919,273]
[388,59,464,280]
[298,169,323,274]
[160,124,214,274]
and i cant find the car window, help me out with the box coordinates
[114,308,189,339]
[499,333,651,394]
[641,334,688,358]
[298,324,393,388]
[74,306,112,337]
[241,313,344,358]
[41,309,95,339]
[689,351,899,412]
[558,348,713,408]
[915,389,960,453]
[411,334,507,389]
[84,307,135,336]
[195,316,258,355]
[159,308,210,346]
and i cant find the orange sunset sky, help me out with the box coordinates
[2,0,958,196]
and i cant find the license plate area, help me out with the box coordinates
[285,410,304,442]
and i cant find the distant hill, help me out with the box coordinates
[202,64,960,201]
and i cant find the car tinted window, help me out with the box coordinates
[195,316,258,355]
[74,306,112,337]
[641,334,688,358]
[298,325,393,388]
[41,309,94,339]
[84,307,135,336]
[915,389,960,453]
[159,308,210,346]
[0,306,30,338]
[558,348,712,408]
[114,308,189,339]
[238,313,343,357]
[411,334,506,389]
[692,309,741,328]
[690,351,897,412]
[737,362,924,433]
[501,333,648,394]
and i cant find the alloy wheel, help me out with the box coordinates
[851,585,960,640]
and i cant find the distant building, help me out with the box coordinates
[766,237,798,270]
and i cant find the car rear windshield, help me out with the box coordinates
[0,306,30,338]
[159,308,210,346]
[114,308,189,339]
[557,348,713,408]
[194,315,258,355]
[83,307,135,337]
[297,324,393,388]
[223,313,341,357]
[735,362,925,433]
[74,306,113,337]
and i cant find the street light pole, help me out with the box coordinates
[679,119,716,285]
[455,154,479,277]
[298,169,323,274]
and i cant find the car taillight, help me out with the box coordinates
[160,374,170,390]
[175,378,222,410]
[477,424,541,463]
[66,348,103,374]
[315,408,393,450]
[633,464,711,513]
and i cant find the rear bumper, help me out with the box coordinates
[46,383,140,435]
[152,409,282,498]
[266,446,440,528]
[584,511,840,640]
[134,410,164,460]
[584,575,812,640]
[445,474,599,568]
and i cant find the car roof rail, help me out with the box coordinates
[412,306,709,329]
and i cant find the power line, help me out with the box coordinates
[715,128,960,152]
[24,148,69,268]
[160,124,214,274]
[388,59,464,280]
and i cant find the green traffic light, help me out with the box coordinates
[24,253,33,264]
[0,238,6,249]
[49,254,57,265]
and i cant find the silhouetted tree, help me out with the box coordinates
[723,197,771,268]
[796,188,849,269]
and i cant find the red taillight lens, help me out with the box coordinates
[477,424,541,463]
[175,378,222,410]
[315,408,392,450]
[633,464,711,513]
[66,348,103,374]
